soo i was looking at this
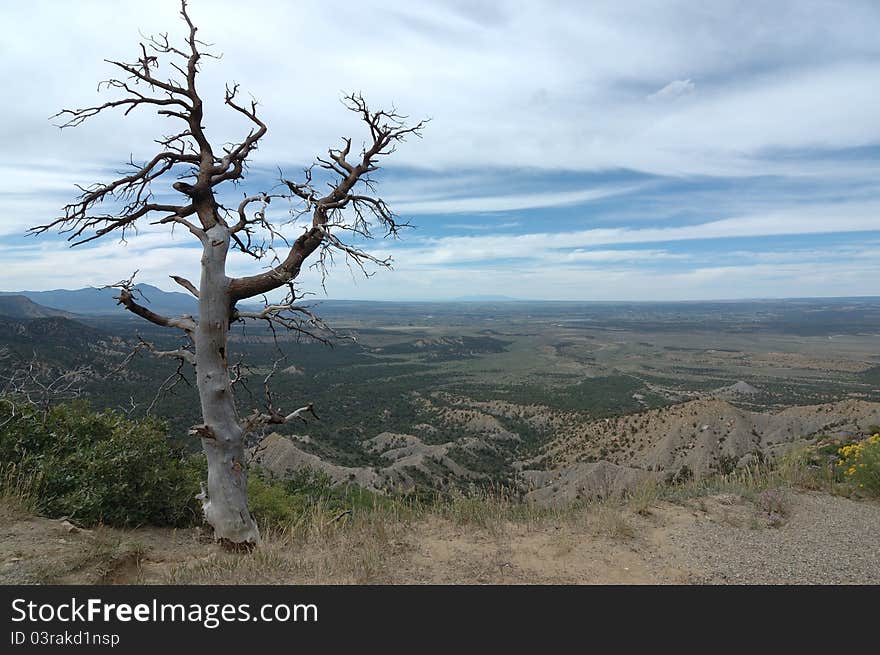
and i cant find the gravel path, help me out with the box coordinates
[667,492,880,584]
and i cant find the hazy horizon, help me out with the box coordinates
[2,285,880,306]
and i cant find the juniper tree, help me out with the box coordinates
[33,0,425,547]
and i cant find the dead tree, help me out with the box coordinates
[32,0,425,547]
[0,356,87,422]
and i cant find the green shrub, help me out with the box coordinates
[247,466,394,529]
[838,434,880,496]
[247,473,310,528]
[0,398,203,527]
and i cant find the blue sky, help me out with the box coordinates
[1,0,879,300]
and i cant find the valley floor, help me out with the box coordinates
[2,488,878,585]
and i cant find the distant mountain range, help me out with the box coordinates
[0,284,197,317]
[3,288,879,322]
[0,295,76,319]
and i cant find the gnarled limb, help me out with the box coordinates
[106,273,197,334]
[233,296,337,346]
[229,94,426,301]
[241,358,320,434]
[29,0,274,242]
[135,336,196,365]
[170,275,199,299]
[243,403,320,431]
[209,83,268,186]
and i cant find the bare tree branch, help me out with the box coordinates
[208,83,268,186]
[170,274,199,298]
[146,356,192,414]
[106,272,197,334]
[232,293,339,346]
[228,94,427,300]
[136,336,196,365]
[0,357,87,420]
[240,358,320,433]
[29,0,274,242]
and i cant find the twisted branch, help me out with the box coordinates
[229,93,427,301]
[105,272,197,334]
[241,358,320,434]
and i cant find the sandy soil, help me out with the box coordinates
[1,490,878,585]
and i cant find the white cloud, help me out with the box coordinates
[4,208,878,302]
[442,221,522,231]
[384,200,880,265]
[648,79,696,101]
[393,185,641,214]
[560,249,688,263]
[297,258,880,302]
[2,1,879,302]
[1,1,879,177]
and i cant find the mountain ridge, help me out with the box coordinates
[0,295,76,319]
[0,284,197,317]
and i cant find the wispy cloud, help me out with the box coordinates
[559,249,689,263]
[442,221,522,231]
[393,185,642,214]
[648,79,696,102]
[387,201,880,265]
[1,1,879,301]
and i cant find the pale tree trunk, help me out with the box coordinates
[36,1,424,548]
[194,224,260,545]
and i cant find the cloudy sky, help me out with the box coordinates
[1,0,879,301]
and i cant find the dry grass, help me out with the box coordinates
[655,448,835,506]
[2,448,849,585]
[584,502,636,539]
[433,487,585,532]
[626,478,662,516]
[165,501,414,584]
[0,463,40,519]
[28,529,148,584]
[161,491,642,584]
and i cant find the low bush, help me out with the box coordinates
[247,472,312,528]
[0,398,203,527]
[837,434,880,496]
[247,467,395,530]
